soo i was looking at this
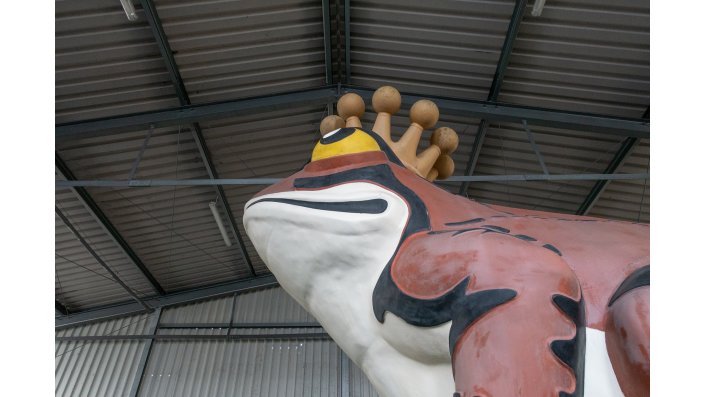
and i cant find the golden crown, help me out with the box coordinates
[319,86,458,181]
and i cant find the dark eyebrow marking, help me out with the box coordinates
[542,243,562,256]
[246,198,388,214]
[513,234,537,242]
[445,218,485,226]
[482,225,510,233]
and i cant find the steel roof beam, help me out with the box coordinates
[344,0,351,83]
[140,0,255,276]
[56,206,151,311]
[56,332,330,342]
[322,0,333,85]
[56,173,649,188]
[55,275,278,329]
[458,0,528,196]
[342,87,649,138]
[56,87,338,140]
[56,85,648,140]
[55,300,69,316]
[576,107,649,215]
[56,155,166,295]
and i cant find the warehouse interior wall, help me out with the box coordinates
[55,286,378,397]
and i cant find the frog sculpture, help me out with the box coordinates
[243,86,649,397]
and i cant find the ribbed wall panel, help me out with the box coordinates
[589,139,649,222]
[350,358,380,397]
[161,296,235,324]
[153,0,327,104]
[56,185,156,311]
[55,314,151,397]
[139,337,338,397]
[233,287,317,323]
[55,0,179,123]
[57,127,253,294]
[499,0,649,118]
[349,0,516,100]
[55,287,381,397]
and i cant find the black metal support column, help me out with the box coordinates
[56,300,69,316]
[458,0,528,196]
[576,107,649,215]
[340,350,350,397]
[322,0,334,114]
[322,0,333,85]
[139,0,255,276]
[344,0,351,83]
[56,86,646,140]
[56,154,166,295]
[55,206,151,311]
[129,308,162,397]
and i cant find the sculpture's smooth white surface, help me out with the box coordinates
[245,182,455,396]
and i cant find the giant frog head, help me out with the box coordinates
[242,86,477,302]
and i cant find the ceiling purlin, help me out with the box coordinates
[576,107,650,216]
[138,0,255,276]
[459,0,529,196]
[56,153,166,296]
[55,205,152,311]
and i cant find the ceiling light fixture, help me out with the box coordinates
[209,201,233,247]
[119,0,139,21]
[531,0,546,17]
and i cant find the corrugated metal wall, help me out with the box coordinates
[55,314,152,397]
[56,286,379,397]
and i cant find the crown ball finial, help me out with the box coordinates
[430,127,459,154]
[434,154,455,180]
[409,99,440,129]
[337,93,366,121]
[372,86,402,115]
[319,115,345,136]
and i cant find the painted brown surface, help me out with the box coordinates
[259,150,648,330]
[606,287,650,397]
[253,149,649,396]
[393,231,583,396]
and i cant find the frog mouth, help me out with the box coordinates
[246,197,388,214]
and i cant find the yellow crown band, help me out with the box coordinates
[311,129,381,161]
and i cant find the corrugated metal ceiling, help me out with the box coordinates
[154,0,327,103]
[55,0,649,316]
[55,185,157,311]
[466,122,625,214]
[499,0,649,117]
[349,0,516,100]
[57,125,253,294]
[56,0,180,123]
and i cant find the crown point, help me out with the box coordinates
[434,154,455,180]
[372,86,401,115]
[319,115,345,136]
[337,93,366,120]
[409,100,439,129]
[430,127,459,154]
